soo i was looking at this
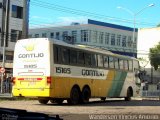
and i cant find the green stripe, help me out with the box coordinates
[108,71,127,97]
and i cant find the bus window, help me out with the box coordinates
[61,47,70,64]
[77,51,84,66]
[129,60,133,71]
[109,56,114,69]
[124,60,129,70]
[119,59,124,70]
[54,45,58,63]
[91,54,97,67]
[97,54,104,67]
[114,58,119,69]
[104,56,109,68]
[70,50,77,65]
[85,52,91,66]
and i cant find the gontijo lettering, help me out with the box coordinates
[18,53,44,58]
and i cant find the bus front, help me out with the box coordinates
[12,38,51,98]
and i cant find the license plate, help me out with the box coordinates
[29,82,36,85]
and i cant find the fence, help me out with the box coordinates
[142,90,160,97]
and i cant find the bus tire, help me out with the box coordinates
[38,99,49,104]
[100,97,106,101]
[81,87,91,104]
[67,86,80,105]
[125,87,133,101]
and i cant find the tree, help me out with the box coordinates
[157,23,160,27]
[149,42,160,70]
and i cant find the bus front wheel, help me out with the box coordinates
[67,86,80,105]
[125,87,133,101]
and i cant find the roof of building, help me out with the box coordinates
[88,19,138,32]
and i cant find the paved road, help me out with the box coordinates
[0,98,160,120]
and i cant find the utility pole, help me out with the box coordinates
[0,0,9,93]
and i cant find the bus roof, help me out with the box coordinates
[17,38,137,60]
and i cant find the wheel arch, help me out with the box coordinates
[127,86,133,97]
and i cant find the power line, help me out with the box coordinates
[30,0,157,27]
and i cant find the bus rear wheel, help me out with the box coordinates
[38,99,49,104]
[67,86,80,105]
[81,87,91,103]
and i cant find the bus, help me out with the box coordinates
[12,38,141,105]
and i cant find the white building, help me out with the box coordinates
[29,19,138,58]
[0,0,30,73]
[138,27,160,82]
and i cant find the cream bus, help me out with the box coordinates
[12,38,141,105]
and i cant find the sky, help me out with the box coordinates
[29,0,160,29]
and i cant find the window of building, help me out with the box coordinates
[122,36,127,47]
[42,33,47,38]
[56,32,60,40]
[105,33,110,44]
[133,38,137,48]
[128,36,132,47]
[12,5,23,19]
[99,32,104,44]
[62,31,68,41]
[93,31,97,43]
[11,29,22,42]
[81,30,89,42]
[35,34,39,38]
[117,35,121,46]
[72,31,77,43]
[50,32,54,38]
[111,34,115,45]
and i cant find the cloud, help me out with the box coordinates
[29,16,88,28]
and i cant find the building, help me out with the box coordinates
[29,19,138,58]
[0,0,30,74]
[138,27,160,84]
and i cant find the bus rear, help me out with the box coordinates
[12,38,51,97]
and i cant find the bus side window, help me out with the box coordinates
[104,56,109,68]
[109,56,114,69]
[91,54,97,67]
[124,60,129,70]
[119,59,124,70]
[84,52,91,67]
[54,45,62,64]
[54,45,58,63]
[61,47,70,64]
[77,51,84,66]
[114,58,119,69]
[97,54,104,68]
[70,50,77,65]
[129,60,133,71]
